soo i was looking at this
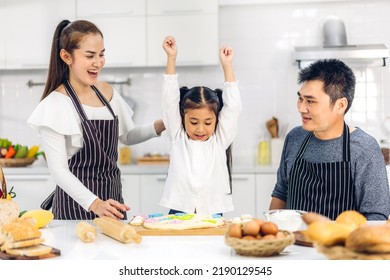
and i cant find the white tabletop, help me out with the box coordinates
[41,220,327,260]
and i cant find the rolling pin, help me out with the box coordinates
[76,221,96,243]
[93,216,142,244]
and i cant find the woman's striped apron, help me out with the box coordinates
[287,123,356,220]
[41,80,124,220]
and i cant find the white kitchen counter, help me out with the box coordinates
[42,220,325,260]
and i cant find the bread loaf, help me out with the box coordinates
[345,224,390,254]
[0,218,53,257]
[1,219,41,242]
[0,199,19,227]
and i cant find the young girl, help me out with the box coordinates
[159,36,242,215]
[27,20,165,220]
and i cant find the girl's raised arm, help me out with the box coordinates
[163,36,177,75]
[219,47,235,82]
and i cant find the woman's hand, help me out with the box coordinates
[162,36,177,58]
[90,198,130,220]
[154,119,166,136]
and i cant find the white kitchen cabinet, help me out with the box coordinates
[146,0,219,66]
[255,173,277,218]
[77,0,147,67]
[256,173,277,218]
[5,174,55,211]
[225,174,256,219]
[3,0,76,69]
[0,0,5,68]
[139,174,168,214]
[121,174,141,216]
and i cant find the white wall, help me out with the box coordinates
[1,0,390,166]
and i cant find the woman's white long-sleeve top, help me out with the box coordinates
[27,88,158,211]
[159,74,242,214]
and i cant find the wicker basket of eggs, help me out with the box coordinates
[225,218,295,257]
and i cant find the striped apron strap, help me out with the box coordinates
[287,123,355,219]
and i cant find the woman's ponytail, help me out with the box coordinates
[41,20,71,100]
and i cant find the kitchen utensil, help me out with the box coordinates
[294,231,313,247]
[263,209,307,232]
[137,155,170,165]
[0,165,6,199]
[0,246,60,260]
[266,117,279,138]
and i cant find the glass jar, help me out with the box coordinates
[119,146,132,165]
[257,140,270,165]
[380,139,390,165]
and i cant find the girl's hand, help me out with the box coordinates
[163,36,177,57]
[219,46,235,82]
[219,46,234,66]
[90,198,130,220]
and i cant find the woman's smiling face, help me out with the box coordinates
[184,107,217,141]
[68,33,105,87]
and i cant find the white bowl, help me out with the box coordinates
[263,209,307,232]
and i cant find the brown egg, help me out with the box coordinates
[275,231,286,239]
[243,220,261,237]
[242,235,256,240]
[260,222,279,236]
[255,234,263,240]
[228,223,242,238]
[252,218,265,227]
[261,234,276,240]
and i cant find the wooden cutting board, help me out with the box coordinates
[134,223,230,236]
[0,246,61,260]
[136,156,170,165]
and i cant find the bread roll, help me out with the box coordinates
[335,210,367,231]
[345,224,390,254]
[305,221,352,246]
[302,212,330,225]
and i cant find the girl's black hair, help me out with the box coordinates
[179,86,233,194]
